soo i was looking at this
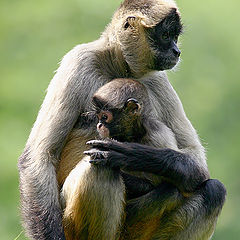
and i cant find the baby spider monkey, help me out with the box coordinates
[84,78,226,240]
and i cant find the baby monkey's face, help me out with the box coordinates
[94,97,144,142]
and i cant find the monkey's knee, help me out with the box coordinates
[200,179,226,215]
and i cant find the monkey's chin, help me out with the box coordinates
[155,58,179,71]
[97,129,110,139]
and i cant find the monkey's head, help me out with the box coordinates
[108,0,182,76]
[92,79,147,142]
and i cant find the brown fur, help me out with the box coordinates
[60,130,126,240]
[121,217,162,240]
[57,131,93,186]
[61,155,126,240]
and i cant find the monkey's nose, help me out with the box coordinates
[173,47,181,57]
[97,123,103,130]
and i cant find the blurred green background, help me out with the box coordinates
[0,0,239,239]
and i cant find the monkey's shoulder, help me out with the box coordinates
[61,39,104,65]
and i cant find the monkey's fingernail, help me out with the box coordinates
[89,160,97,164]
[86,140,95,145]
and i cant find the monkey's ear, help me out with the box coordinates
[124,16,137,29]
[124,98,141,113]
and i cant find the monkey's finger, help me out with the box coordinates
[86,140,126,153]
[84,149,107,155]
[86,140,111,148]
[84,149,109,160]
[84,149,100,155]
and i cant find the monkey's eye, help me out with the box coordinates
[162,32,170,41]
[124,16,136,29]
[124,22,130,29]
[102,114,108,121]
[98,111,113,123]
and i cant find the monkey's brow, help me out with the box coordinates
[92,97,109,108]
[161,11,183,33]
[163,18,182,31]
[93,98,118,111]
[92,102,121,114]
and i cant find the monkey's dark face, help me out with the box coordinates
[93,97,146,142]
[147,10,183,70]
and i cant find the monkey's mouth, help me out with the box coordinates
[97,128,110,139]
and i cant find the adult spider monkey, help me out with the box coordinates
[18,1,226,239]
